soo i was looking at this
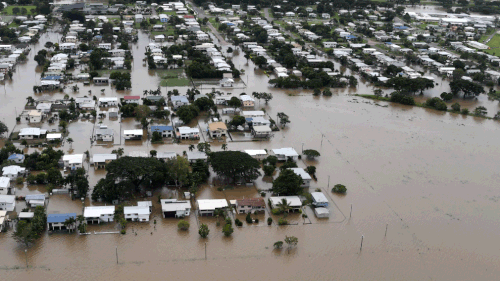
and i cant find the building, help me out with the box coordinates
[83,206,115,224]
[150,125,174,138]
[159,13,169,23]
[19,128,47,140]
[239,95,255,107]
[269,196,302,212]
[29,110,42,123]
[272,147,299,161]
[92,154,117,169]
[220,77,234,87]
[0,177,10,195]
[235,198,265,214]
[98,97,118,107]
[197,199,228,216]
[186,151,208,163]
[2,165,26,181]
[124,204,151,222]
[161,199,191,218]
[208,122,228,138]
[290,168,312,187]
[95,128,114,142]
[244,149,268,160]
[251,125,272,138]
[47,213,77,231]
[7,154,24,164]
[311,192,328,207]
[0,195,15,211]
[156,152,177,161]
[93,77,110,84]
[170,96,189,109]
[0,210,7,232]
[124,129,143,140]
[135,14,144,23]
[25,194,45,207]
[123,96,141,104]
[62,154,84,169]
[47,133,63,142]
[176,127,200,140]
[128,151,149,158]
[314,207,329,218]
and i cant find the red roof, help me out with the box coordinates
[124,96,140,100]
[184,15,194,18]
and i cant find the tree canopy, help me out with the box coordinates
[272,169,303,196]
[450,79,485,98]
[210,151,261,184]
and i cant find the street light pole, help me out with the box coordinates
[25,249,28,268]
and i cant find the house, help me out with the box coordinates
[93,77,110,84]
[98,97,118,107]
[108,108,119,118]
[243,111,265,118]
[83,206,115,224]
[239,95,255,107]
[47,213,77,231]
[170,96,189,109]
[92,154,117,169]
[269,196,302,212]
[62,154,84,169]
[124,203,151,222]
[290,168,312,187]
[7,154,24,164]
[159,14,168,23]
[29,110,42,123]
[176,127,200,140]
[322,13,330,19]
[98,43,112,50]
[244,149,268,160]
[197,199,228,216]
[95,128,114,142]
[18,212,34,221]
[314,207,329,218]
[0,195,15,211]
[220,77,234,87]
[150,125,174,138]
[251,125,272,138]
[47,133,63,142]
[208,122,227,138]
[323,42,337,48]
[129,151,149,158]
[124,129,143,140]
[19,128,47,140]
[311,192,328,207]
[235,198,265,214]
[272,147,299,161]
[186,151,208,163]
[161,199,191,218]
[248,117,271,127]
[0,177,10,195]
[123,95,141,104]
[0,210,7,232]
[25,194,45,207]
[2,165,26,181]
[156,152,177,160]
[135,14,144,23]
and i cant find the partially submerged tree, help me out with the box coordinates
[284,235,298,253]
[303,149,320,159]
[272,169,303,196]
[199,223,210,238]
[210,151,261,184]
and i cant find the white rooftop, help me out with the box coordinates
[197,199,228,211]
[244,149,267,156]
[2,165,25,175]
[272,147,299,157]
[290,168,312,180]
[311,192,328,203]
[124,130,143,135]
[0,177,9,188]
[0,195,15,204]
[123,206,150,215]
[269,196,302,207]
[92,154,117,163]
[62,154,84,164]
[84,206,115,217]
[161,199,191,212]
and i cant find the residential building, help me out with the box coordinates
[208,122,228,138]
[135,14,144,23]
[124,203,151,222]
[186,151,208,163]
[244,149,267,160]
[251,125,272,138]
[83,206,115,224]
[176,127,200,140]
[0,177,10,195]
[47,213,77,231]
[0,195,15,211]
[311,192,329,207]
[62,154,84,170]
[92,154,117,169]
[98,97,118,107]
[269,196,302,212]
[290,168,312,187]
[123,129,143,140]
[2,165,26,181]
[29,110,42,123]
[0,210,7,232]
[197,199,228,216]
[272,147,299,161]
[123,96,141,104]
[170,96,189,109]
[314,207,329,218]
[150,125,174,138]
[156,152,177,161]
[19,128,47,140]
[239,95,255,107]
[7,154,24,164]
[161,199,191,218]
[235,198,266,214]
[25,194,45,207]
[95,128,114,142]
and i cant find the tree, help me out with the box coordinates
[313,88,321,96]
[193,97,215,111]
[13,220,34,248]
[0,121,7,136]
[222,223,234,237]
[227,47,233,53]
[63,217,76,232]
[59,120,68,132]
[67,138,74,149]
[332,184,347,194]
[263,165,275,176]
[303,149,320,159]
[227,97,242,108]
[65,168,89,198]
[276,198,292,213]
[373,89,383,97]
[152,131,162,142]
[323,89,333,96]
[272,169,303,196]
[176,105,199,124]
[221,144,227,151]
[274,241,284,249]
[254,56,267,68]
[134,105,151,121]
[198,223,209,238]
[451,103,461,112]
[167,156,190,187]
[210,151,261,184]
[450,80,485,98]
[47,168,63,186]
[425,97,447,111]
[284,235,298,253]
[150,150,157,157]
[261,92,273,104]
[229,115,246,127]
[178,220,190,230]
[474,106,487,117]
[277,112,290,128]
[440,92,454,101]
[188,144,195,151]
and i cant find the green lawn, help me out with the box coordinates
[151,26,176,37]
[2,5,36,15]
[156,69,190,87]
[485,33,500,55]
[96,69,131,75]
[160,78,190,87]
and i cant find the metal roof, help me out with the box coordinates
[47,213,77,223]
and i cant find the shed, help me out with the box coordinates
[314,207,329,218]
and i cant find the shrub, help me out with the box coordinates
[15,177,24,184]
[390,92,415,105]
[120,229,126,234]
[222,223,234,237]
[225,217,232,226]
[332,184,347,194]
[216,221,221,227]
[305,166,316,176]
[246,213,252,223]
[199,223,210,238]
[267,217,273,225]
[260,192,265,197]
[425,97,447,111]
[271,208,282,215]
[235,218,243,226]
[278,217,288,225]
[274,241,283,249]
[263,165,275,176]
[461,108,469,115]
[178,220,190,231]
[451,102,461,112]
[254,218,259,223]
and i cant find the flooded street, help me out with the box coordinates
[2,24,500,280]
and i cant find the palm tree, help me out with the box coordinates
[221,144,227,151]
[101,89,105,95]
[67,138,74,149]
[277,198,291,213]
[188,144,195,151]
[64,217,76,232]
[76,215,86,234]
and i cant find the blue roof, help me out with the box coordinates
[346,35,357,39]
[47,213,77,223]
[42,75,62,80]
[25,194,45,201]
[171,96,189,102]
[8,154,24,160]
[151,125,173,132]
[245,118,253,122]
[385,42,392,45]
[395,26,408,30]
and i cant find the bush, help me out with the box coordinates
[425,97,447,111]
[451,102,461,112]
[27,174,36,184]
[390,92,415,105]
[263,155,278,166]
[235,218,243,226]
[274,241,283,249]
[199,223,210,238]
[263,165,275,176]
[225,217,232,226]
[267,217,273,225]
[278,218,288,225]
[246,213,252,223]
[271,208,282,215]
[461,108,469,115]
[222,223,234,237]
[15,177,24,184]
[120,229,126,234]
[178,220,190,230]
[332,184,347,194]
[260,192,265,197]
[254,218,259,223]
[305,166,316,175]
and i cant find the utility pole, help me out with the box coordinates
[116,246,118,264]
[328,176,330,189]
[360,235,364,252]
[25,249,28,269]
[385,224,388,237]
[350,204,352,219]
[205,242,207,260]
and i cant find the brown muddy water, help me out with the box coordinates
[1,25,500,280]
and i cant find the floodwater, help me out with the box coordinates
[1,20,500,281]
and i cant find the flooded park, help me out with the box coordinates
[0,2,499,280]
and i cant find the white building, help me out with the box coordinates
[290,168,312,187]
[197,199,228,216]
[92,154,117,169]
[272,147,299,161]
[124,204,151,222]
[0,195,15,211]
[19,128,47,140]
[124,129,143,140]
[0,177,10,195]
[269,196,302,212]
[161,199,191,218]
[62,154,84,169]
[311,192,329,207]
[176,127,200,140]
[83,206,115,224]
[244,149,268,160]
[2,165,26,181]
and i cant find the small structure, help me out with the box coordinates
[208,122,228,138]
[269,196,302,212]
[314,207,329,218]
[220,77,234,87]
[46,133,63,142]
[272,147,299,161]
[19,128,47,140]
[244,149,267,160]
[7,154,24,164]
[252,125,272,138]
[197,199,228,216]
[62,154,84,170]
[28,110,42,123]
[25,194,45,207]
[0,195,15,211]
[108,108,119,118]
[18,212,34,221]
[124,129,143,140]
[186,151,208,163]
[176,127,200,140]
[150,125,174,138]
[0,211,7,232]
[311,192,329,207]
[170,96,189,109]
[156,151,177,160]
[290,168,312,188]
[92,154,117,169]
[0,177,10,195]
[95,128,114,142]
[83,206,115,224]
[124,204,151,222]
[235,197,266,214]
[47,213,77,231]
[93,77,109,84]
[239,95,255,107]
[128,151,149,158]
[161,199,191,218]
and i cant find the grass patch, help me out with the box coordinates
[160,78,190,86]
[2,5,36,15]
[96,69,131,75]
[488,91,500,101]
[8,21,19,28]
[156,68,190,87]
[151,26,176,37]
[485,33,500,55]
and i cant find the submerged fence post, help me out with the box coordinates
[385,224,388,237]
[116,246,118,264]
[360,235,364,252]
[350,204,352,219]
[205,242,207,260]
